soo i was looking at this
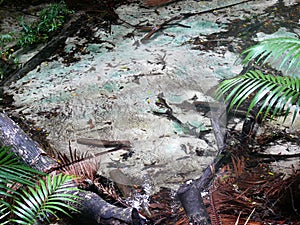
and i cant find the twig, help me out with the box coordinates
[152,93,202,137]
[141,0,252,41]
[244,208,255,225]
[253,152,300,161]
[128,72,164,78]
[234,211,242,225]
[141,15,182,42]
[180,0,252,18]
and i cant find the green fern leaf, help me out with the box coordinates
[242,37,300,74]
[11,173,80,225]
[0,146,44,209]
[216,70,300,124]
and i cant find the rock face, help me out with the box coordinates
[2,0,299,193]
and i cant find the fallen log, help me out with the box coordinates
[0,113,144,224]
[0,113,58,172]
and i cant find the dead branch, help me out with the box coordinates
[141,15,182,42]
[77,138,131,148]
[177,97,229,224]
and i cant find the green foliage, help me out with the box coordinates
[0,1,72,80]
[216,37,300,125]
[0,33,14,48]
[0,146,43,201]
[215,70,300,124]
[0,146,81,224]
[242,37,300,75]
[18,1,73,47]
[0,33,15,60]
[11,174,80,225]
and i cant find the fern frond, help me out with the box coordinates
[215,70,300,124]
[11,173,80,225]
[242,37,300,75]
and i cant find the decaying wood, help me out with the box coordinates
[151,93,226,223]
[194,101,250,119]
[0,113,144,224]
[209,101,227,150]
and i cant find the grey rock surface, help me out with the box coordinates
[2,0,299,193]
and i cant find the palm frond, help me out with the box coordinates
[11,173,80,225]
[0,146,44,201]
[55,143,100,182]
[242,37,300,75]
[215,70,300,124]
[0,202,10,223]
